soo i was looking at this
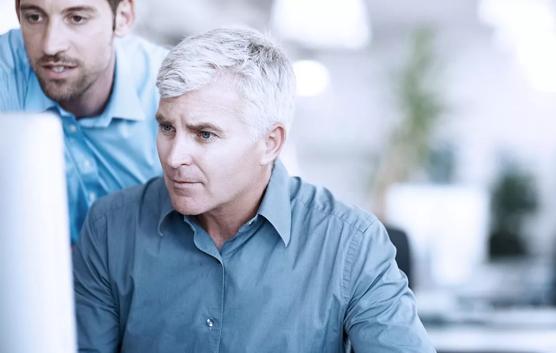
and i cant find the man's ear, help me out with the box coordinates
[260,124,286,165]
[114,0,135,37]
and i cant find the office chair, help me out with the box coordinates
[385,225,413,289]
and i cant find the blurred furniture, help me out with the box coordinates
[385,225,413,289]
[384,184,489,289]
[346,307,556,353]
[429,326,556,353]
[421,302,556,353]
[427,308,556,353]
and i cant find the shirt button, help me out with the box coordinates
[88,192,97,202]
[83,159,92,171]
[206,318,214,328]
[67,124,77,133]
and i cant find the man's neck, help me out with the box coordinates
[61,54,116,118]
[197,168,272,249]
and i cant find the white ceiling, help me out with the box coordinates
[135,0,485,45]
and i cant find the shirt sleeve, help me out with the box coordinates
[0,30,33,112]
[343,220,436,353]
[73,208,120,353]
[0,69,16,111]
[0,41,22,112]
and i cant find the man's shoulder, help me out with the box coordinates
[116,35,168,71]
[0,29,33,111]
[289,176,379,235]
[113,35,168,105]
[88,176,164,222]
[0,29,28,69]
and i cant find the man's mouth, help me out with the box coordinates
[39,62,78,78]
[50,66,69,73]
[44,64,76,70]
[169,175,204,188]
[173,179,200,184]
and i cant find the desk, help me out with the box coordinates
[425,308,556,353]
[428,325,556,353]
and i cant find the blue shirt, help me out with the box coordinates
[0,29,168,242]
[73,161,435,353]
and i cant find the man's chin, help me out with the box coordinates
[42,83,78,102]
[37,76,80,102]
[170,197,206,216]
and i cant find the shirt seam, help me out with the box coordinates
[88,212,119,304]
[89,200,133,225]
[292,193,377,233]
[291,193,378,303]
[342,231,363,302]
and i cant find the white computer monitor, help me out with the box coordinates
[0,113,76,353]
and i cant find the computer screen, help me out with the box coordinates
[0,113,76,353]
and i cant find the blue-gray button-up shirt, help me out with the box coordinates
[73,161,435,353]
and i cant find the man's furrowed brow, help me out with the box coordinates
[155,112,169,123]
[63,6,97,14]
[187,122,224,134]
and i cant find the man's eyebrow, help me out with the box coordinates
[187,122,224,134]
[63,6,97,14]
[19,4,45,13]
[155,113,168,123]
[155,114,224,134]
[19,5,96,14]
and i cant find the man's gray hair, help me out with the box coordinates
[156,27,296,137]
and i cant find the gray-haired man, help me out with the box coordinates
[73,27,436,353]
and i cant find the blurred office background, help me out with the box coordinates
[3,0,556,351]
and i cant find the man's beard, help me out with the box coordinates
[34,54,95,103]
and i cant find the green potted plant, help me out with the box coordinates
[371,26,446,216]
[488,161,538,258]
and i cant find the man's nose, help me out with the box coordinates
[42,19,70,56]
[166,136,195,169]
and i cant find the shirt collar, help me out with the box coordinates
[157,177,175,236]
[157,160,292,246]
[24,38,146,126]
[257,160,292,246]
[24,75,57,113]
[101,40,147,123]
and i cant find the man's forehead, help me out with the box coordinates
[162,96,243,119]
[158,96,248,133]
[18,0,108,10]
[157,97,216,121]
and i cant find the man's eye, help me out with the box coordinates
[159,123,175,134]
[69,15,87,25]
[198,131,216,141]
[25,13,42,24]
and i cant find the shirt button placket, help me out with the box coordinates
[67,121,101,202]
[83,159,92,172]
[67,123,78,134]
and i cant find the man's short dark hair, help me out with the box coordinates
[106,0,122,16]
